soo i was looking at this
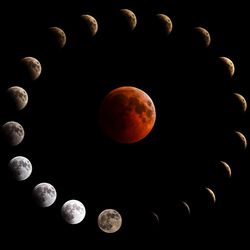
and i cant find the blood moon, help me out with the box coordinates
[100,86,156,143]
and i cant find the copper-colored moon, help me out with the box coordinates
[218,161,232,178]
[120,9,137,31]
[80,14,98,37]
[99,86,156,144]
[6,86,28,110]
[235,130,247,150]
[48,27,67,48]
[156,14,173,35]
[20,56,42,81]
[205,187,216,204]
[219,56,235,78]
[194,27,211,48]
[233,93,247,113]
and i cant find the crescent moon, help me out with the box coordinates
[219,56,235,78]
[235,130,247,150]
[181,201,191,215]
[156,13,173,35]
[205,187,216,204]
[233,93,247,113]
[219,161,232,178]
[152,212,160,224]
[194,26,211,48]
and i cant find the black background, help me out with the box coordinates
[0,0,249,248]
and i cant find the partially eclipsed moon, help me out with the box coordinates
[120,9,137,31]
[156,14,173,35]
[2,121,25,146]
[194,26,211,48]
[233,93,247,113]
[181,201,191,215]
[205,187,216,204]
[20,56,42,81]
[218,161,232,178]
[235,130,247,150]
[80,14,98,37]
[48,27,67,48]
[6,86,28,110]
[219,56,235,78]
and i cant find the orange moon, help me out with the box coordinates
[99,86,156,143]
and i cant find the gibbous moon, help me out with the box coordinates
[48,27,66,48]
[8,156,32,181]
[98,209,122,233]
[2,121,25,146]
[218,56,235,78]
[205,187,216,204]
[235,130,247,150]
[80,14,98,37]
[120,9,137,31]
[233,93,247,113]
[20,56,42,81]
[61,200,86,224]
[32,183,57,207]
[193,27,211,48]
[6,86,28,110]
[99,86,156,144]
[156,14,173,35]
[218,161,232,178]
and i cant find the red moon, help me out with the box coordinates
[100,86,156,143]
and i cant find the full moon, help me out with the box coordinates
[61,200,86,224]
[8,156,32,181]
[99,86,156,143]
[98,209,122,233]
[2,121,25,146]
[20,56,42,81]
[32,183,57,207]
[6,86,28,110]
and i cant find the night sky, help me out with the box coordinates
[0,0,249,247]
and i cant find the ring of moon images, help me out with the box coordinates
[2,7,247,234]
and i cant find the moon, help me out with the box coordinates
[20,56,42,81]
[99,86,156,144]
[2,121,25,146]
[120,9,137,31]
[233,93,247,113]
[98,209,122,233]
[218,56,235,78]
[6,86,28,110]
[32,183,57,207]
[218,161,232,178]
[193,27,211,48]
[181,201,191,215]
[235,130,247,150]
[61,200,86,224]
[48,27,66,48]
[8,156,32,181]
[152,211,160,224]
[156,14,173,35]
[205,187,216,204]
[80,14,98,37]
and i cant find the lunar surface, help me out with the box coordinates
[8,156,32,181]
[20,56,42,80]
[156,14,173,35]
[233,93,247,113]
[61,200,86,224]
[2,121,25,146]
[194,27,211,48]
[80,14,98,37]
[218,161,232,178]
[48,27,67,48]
[6,86,28,110]
[219,56,235,78]
[99,86,156,143]
[235,130,247,150]
[98,209,122,233]
[205,187,216,204]
[32,183,57,207]
[120,9,137,31]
